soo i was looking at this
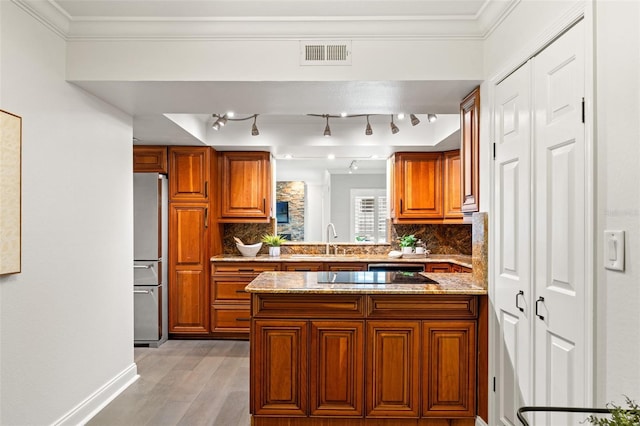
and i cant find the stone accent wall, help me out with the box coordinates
[276,181,305,242]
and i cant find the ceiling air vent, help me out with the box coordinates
[300,41,352,66]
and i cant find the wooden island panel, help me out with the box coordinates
[250,291,482,425]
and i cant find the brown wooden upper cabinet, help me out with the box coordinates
[133,145,167,173]
[219,151,271,222]
[392,152,443,220]
[390,151,462,223]
[443,150,463,220]
[460,87,480,213]
[168,146,211,201]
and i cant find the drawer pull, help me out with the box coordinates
[236,317,251,322]
[294,268,311,271]
[235,289,247,294]
[238,268,255,272]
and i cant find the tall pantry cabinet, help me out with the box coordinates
[168,146,219,335]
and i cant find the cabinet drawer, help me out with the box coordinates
[425,263,452,273]
[212,278,251,302]
[212,262,280,275]
[253,294,366,318]
[282,262,323,272]
[367,295,477,319]
[325,263,367,271]
[211,305,251,332]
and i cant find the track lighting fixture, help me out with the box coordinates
[324,115,331,137]
[427,113,438,122]
[390,115,399,134]
[410,114,420,126]
[251,115,259,136]
[211,113,260,135]
[365,115,373,136]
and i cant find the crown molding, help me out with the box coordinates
[15,0,518,41]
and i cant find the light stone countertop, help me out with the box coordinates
[211,254,473,268]
[244,271,486,295]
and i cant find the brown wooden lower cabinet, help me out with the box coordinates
[366,321,420,418]
[251,320,308,416]
[310,321,364,417]
[250,294,481,425]
[423,321,476,417]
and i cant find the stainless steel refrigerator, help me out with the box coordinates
[133,173,168,347]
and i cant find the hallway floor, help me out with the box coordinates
[88,340,250,426]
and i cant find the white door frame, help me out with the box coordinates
[487,2,595,424]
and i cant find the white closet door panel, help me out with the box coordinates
[494,60,533,425]
[533,19,586,417]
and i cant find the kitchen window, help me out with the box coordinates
[351,189,387,243]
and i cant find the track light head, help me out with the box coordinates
[324,116,331,137]
[410,114,420,126]
[390,115,399,134]
[251,115,259,136]
[212,121,221,130]
[427,113,438,123]
[365,115,373,136]
[218,115,228,126]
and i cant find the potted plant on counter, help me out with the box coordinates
[399,234,418,255]
[261,234,287,257]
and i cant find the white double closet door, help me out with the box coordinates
[494,19,590,425]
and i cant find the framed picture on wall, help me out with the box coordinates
[276,201,289,223]
[0,110,22,275]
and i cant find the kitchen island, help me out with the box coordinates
[246,271,488,426]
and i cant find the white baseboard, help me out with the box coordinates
[476,416,489,426]
[52,363,139,426]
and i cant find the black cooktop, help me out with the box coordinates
[316,271,437,285]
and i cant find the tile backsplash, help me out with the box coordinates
[390,223,472,255]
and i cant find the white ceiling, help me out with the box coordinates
[19,0,509,168]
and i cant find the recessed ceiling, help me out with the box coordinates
[18,0,508,163]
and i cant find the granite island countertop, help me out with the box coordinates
[211,253,473,268]
[244,271,486,295]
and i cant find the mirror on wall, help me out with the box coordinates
[267,113,463,243]
[275,158,387,243]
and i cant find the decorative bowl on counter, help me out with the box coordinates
[236,242,262,257]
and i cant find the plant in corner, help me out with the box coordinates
[585,396,640,426]
[398,234,418,254]
[261,234,287,257]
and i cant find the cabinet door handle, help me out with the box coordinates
[204,181,209,198]
[400,199,403,212]
[133,290,150,294]
[516,290,524,312]
[204,207,209,229]
[263,198,266,213]
[236,317,251,322]
[235,289,246,294]
[134,264,152,269]
[535,296,545,320]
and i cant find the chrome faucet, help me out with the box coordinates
[325,223,337,254]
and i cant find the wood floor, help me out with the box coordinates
[88,340,251,426]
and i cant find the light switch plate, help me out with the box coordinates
[604,230,625,271]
